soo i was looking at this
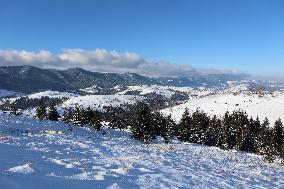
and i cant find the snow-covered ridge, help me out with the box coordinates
[0,113,283,188]
[61,95,144,110]
[117,85,215,98]
[2,90,78,104]
[27,90,78,99]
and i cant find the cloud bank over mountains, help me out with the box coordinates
[0,49,243,77]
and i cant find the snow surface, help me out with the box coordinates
[162,93,284,124]
[0,113,283,188]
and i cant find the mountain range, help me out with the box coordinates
[0,65,246,94]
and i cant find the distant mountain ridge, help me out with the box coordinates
[0,65,246,94]
[0,65,158,93]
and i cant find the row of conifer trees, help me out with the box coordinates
[33,102,284,163]
[178,108,284,163]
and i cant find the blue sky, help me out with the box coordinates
[0,0,283,77]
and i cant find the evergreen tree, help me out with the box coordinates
[205,115,222,147]
[178,108,192,141]
[72,105,84,126]
[36,101,47,120]
[47,103,60,121]
[130,104,155,143]
[262,117,270,131]
[263,129,277,163]
[61,109,73,123]
[233,111,250,150]
[84,106,94,125]
[241,117,260,152]
[280,144,284,163]
[109,108,126,130]
[272,119,284,155]
[162,115,176,144]
[152,112,175,144]
[152,111,164,136]
[190,109,210,144]
[255,117,270,155]
[222,111,233,149]
[90,110,103,131]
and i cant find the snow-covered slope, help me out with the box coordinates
[227,81,250,92]
[27,90,78,99]
[0,113,283,189]
[117,85,179,98]
[61,95,144,110]
[117,85,214,98]
[2,90,78,104]
[79,85,100,94]
[162,93,284,124]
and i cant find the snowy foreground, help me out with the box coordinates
[0,114,284,189]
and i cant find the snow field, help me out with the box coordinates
[0,113,283,188]
[162,93,284,125]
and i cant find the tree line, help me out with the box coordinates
[26,102,284,163]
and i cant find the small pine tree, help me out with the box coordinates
[61,109,73,123]
[84,106,94,125]
[255,117,270,155]
[72,105,84,126]
[36,101,47,120]
[47,103,60,121]
[109,110,125,130]
[190,109,210,144]
[80,106,102,130]
[162,115,176,144]
[234,111,249,151]
[151,112,175,144]
[263,130,277,163]
[205,115,222,147]
[90,110,103,131]
[222,111,233,149]
[178,108,192,141]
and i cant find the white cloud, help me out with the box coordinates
[0,49,243,77]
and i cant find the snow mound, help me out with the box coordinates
[8,163,34,174]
